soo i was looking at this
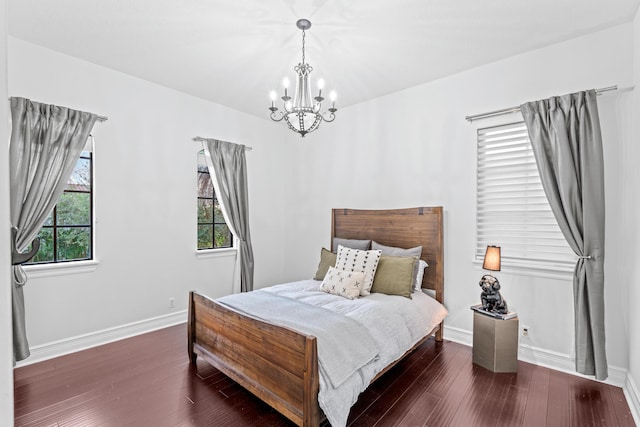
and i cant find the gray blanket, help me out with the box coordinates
[217,291,379,388]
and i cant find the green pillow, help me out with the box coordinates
[370,255,417,299]
[313,248,337,280]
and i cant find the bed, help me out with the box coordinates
[188,206,445,426]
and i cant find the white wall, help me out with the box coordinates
[7,38,289,352]
[282,24,635,381]
[0,0,14,423]
[626,5,640,421]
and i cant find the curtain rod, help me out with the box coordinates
[464,85,633,122]
[193,136,253,151]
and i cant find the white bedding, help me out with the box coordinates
[260,279,448,427]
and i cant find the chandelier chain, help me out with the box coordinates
[301,29,306,64]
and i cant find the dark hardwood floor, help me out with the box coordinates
[14,323,635,426]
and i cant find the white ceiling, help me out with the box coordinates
[8,0,640,119]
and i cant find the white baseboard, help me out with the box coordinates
[16,310,187,367]
[444,326,626,387]
[625,373,640,426]
[443,325,472,346]
[518,344,628,387]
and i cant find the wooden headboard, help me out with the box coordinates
[331,207,444,306]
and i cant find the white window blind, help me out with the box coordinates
[476,121,576,270]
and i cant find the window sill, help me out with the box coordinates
[195,248,237,260]
[23,260,99,279]
[472,259,574,281]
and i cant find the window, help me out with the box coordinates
[27,139,94,264]
[476,121,575,270]
[197,151,233,250]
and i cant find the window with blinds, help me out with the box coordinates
[476,121,576,270]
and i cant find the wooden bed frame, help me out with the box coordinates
[188,207,444,426]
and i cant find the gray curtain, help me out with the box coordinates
[9,97,97,362]
[520,90,607,380]
[203,139,254,292]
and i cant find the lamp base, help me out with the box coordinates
[479,274,508,314]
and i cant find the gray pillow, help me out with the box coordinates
[371,241,422,258]
[371,241,423,289]
[332,237,371,252]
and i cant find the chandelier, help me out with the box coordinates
[268,19,337,137]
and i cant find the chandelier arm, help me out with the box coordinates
[270,111,285,122]
[321,111,336,122]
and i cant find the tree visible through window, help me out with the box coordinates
[28,150,93,264]
[197,151,232,250]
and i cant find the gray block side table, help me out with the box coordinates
[472,311,519,373]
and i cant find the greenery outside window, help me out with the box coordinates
[27,144,93,264]
[197,151,233,250]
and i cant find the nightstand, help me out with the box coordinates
[472,311,519,373]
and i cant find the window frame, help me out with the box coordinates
[475,120,576,275]
[196,151,233,252]
[25,140,95,267]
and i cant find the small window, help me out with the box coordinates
[476,122,575,270]
[197,151,233,250]
[27,141,94,264]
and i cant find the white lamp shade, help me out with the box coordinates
[482,245,501,271]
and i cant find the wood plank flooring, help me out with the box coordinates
[14,324,635,426]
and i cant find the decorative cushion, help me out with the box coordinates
[332,237,371,253]
[319,267,366,300]
[313,248,337,280]
[372,241,423,289]
[371,256,417,299]
[335,245,382,296]
[414,259,429,291]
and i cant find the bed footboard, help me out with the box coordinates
[188,291,321,427]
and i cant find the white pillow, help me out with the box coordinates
[319,267,366,300]
[413,259,429,291]
[335,245,382,296]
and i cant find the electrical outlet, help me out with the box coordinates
[168,298,175,309]
[521,325,530,337]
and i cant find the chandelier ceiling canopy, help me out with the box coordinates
[268,19,337,137]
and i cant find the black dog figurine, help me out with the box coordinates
[479,274,508,314]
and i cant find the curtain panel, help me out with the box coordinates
[9,97,97,362]
[520,90,607,380]
[203,139,254,293]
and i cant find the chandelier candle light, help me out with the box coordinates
[268,19,337,137]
